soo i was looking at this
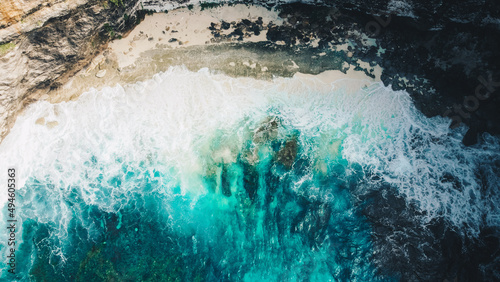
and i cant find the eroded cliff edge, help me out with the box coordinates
[0,0,143,142]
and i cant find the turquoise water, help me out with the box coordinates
[19,141,380,281]
[1,67,499,280]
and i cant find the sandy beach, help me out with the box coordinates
[109,5,283,68]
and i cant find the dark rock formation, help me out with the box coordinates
[276,138,298,169]
[263,2,500,145]
[373,15,500,144]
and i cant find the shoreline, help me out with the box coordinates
[42,4,382,105]
[0,3,389,145]
[1,1,498,147]
[0,1,499,281]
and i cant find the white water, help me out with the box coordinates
[0,66,498,255]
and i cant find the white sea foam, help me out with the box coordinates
[0,66,498,258]
[388,0,417,18]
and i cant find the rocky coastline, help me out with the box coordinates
[1,1,499,280]
[1,0,499,145]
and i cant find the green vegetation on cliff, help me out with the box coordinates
[0,42,15,56]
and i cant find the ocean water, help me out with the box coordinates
[1,66,499,281]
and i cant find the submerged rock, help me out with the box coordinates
[221,165,232,197]
[253,117,279,144]
[241,160,259,201]
[276,138,298,170]
[77,247,119,282]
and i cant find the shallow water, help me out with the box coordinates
[1,66,499,280]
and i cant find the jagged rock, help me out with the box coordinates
[221,21,230,30]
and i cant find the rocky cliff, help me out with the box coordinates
[0,0,142,142]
